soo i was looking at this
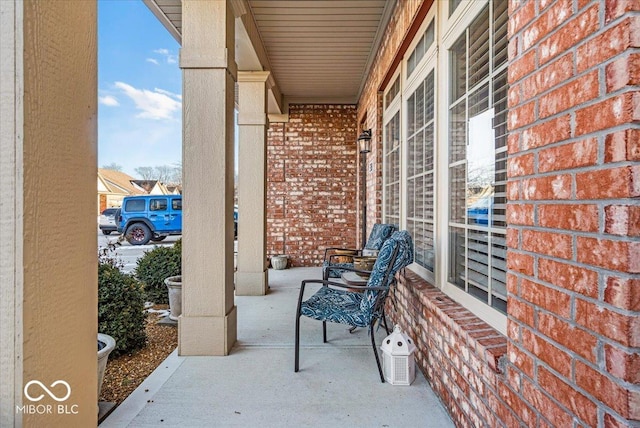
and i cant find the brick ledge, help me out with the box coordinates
[396,269,508,374]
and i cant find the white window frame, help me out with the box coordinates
[382,0,507,335]
[401,12,438,283]
[382,69,402,230]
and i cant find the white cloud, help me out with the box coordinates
[155,88,182,101]
[114,81,181,120]
[99,95,120,107]
[146,58,159,65]
[152,48,178,65]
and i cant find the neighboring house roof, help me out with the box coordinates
[98,169,145,196]
[131,179,159,193]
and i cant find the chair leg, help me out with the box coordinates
[295,312,301,372]
[322,321,327,343]
[370,323,385,383]
[381,311,391,334]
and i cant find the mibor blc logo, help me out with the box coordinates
[16,380,79,415]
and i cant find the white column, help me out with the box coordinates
[179,0,237,356]
[236,71,269,296]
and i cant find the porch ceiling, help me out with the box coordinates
[144,0,395,107]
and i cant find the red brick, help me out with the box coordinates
[498,383,536,425]
[538,366,598,426]
[507,251,535,276]
[508,101,536,130]
[508,153,534,177]
[605,129,640,162]
[522,328,572,377]
[508,344,535,378]
[522,377,574,428]
[508,84,521,108]
[508,132,521,154]
[605,0,640,23]
[537,312,598,362]
[605,413,634,428]
[267,105,358,266]
[507,228,519,248]
[575,360,631,417]
[577,236,640,273]
[522,230,572,259]
[575,93,640,137]
[577,17,640,72]
[520,279,571,318]
[576,166,640,199]
[522,53,574,99]
[605,205,640,236]
[539,71,600,118]
[522,175,572,200]
[521,115,571,149]
[604,276,640,311]
[509,49,537,84]
[538,258,598,298]
[509,0,537,38]
[507,204,535,226]
[575,298,639,347]
[538,204,599,232]
[606,53,640,92]
[605,343,640,385]
[507,180,520,200]
[509,296,535,326]
[538,4,599,65]
[522,0,574,52]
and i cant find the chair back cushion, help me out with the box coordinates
[360,230,414,314]
[364,223,397,250]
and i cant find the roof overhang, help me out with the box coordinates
[143,0,396,113]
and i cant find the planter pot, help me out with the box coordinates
[98,333,116,400]
[164,275,182,321]
[271,255,288,270]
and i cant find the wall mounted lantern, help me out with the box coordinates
[358,129,372,249]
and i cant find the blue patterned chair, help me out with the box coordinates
[295,230,414,382]
[322,223,397,280]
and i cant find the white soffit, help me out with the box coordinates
[144,0,394,105]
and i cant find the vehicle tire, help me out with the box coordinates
[102,230,112,236]
[126,223,152,245]
[151,236,167,242]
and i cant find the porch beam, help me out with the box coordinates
[179,0,237,356]
[236,71,270,296]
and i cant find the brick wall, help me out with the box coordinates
[365,0,640,427]
[266,104,358,266]
[506,1,639,426]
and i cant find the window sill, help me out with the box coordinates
[395,269,507,374]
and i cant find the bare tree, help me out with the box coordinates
[134,165,182,184]
[135,166,155,180]
[101,162,123,172]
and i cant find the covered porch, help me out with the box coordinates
[102,268,453,427]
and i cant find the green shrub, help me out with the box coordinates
[135,240,181,304]
[98,263,146,356]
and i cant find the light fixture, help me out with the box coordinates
[358,129,372,248]
[357,129,372,154]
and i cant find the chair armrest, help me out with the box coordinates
[296,279,351,310]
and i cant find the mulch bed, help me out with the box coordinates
[100,306,178,404]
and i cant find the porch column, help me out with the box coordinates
[236,71,270,295]
[179,0,237,355]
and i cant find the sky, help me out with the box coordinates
[98,0,182,177]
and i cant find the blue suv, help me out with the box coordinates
[117,195,182,245]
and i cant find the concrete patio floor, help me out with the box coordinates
[101,267,453,427]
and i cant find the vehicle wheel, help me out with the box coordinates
[102,230,112,236]
[126,223,152,245]
[151,236,167,242]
